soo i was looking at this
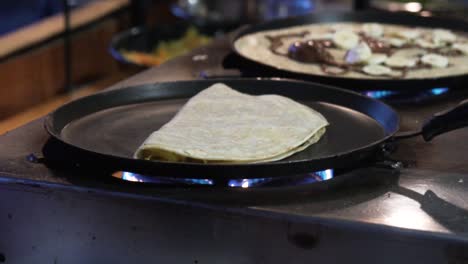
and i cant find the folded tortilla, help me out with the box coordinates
[134,83,328,163]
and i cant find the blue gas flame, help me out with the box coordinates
[430,87,449,95]
[121,169,335,188]
[227,178,272,188]
[226,169,334,188]
[122,171,214,185]
[364,90,396,99]
[316,169,334,180]
[363,87,449,99]
[122,171,144,182]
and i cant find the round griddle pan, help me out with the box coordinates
[43,79,468,180]
[231,11,468,91]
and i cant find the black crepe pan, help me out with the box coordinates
[231,11,468,91]
[43,79,468,180]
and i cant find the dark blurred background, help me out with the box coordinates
[0,0,102,36]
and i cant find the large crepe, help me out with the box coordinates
[134,83,328,163]
[234,23,468,79]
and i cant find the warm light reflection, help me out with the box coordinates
[385,206,421,228]
[379,190,448,232]
[382,203,447,231]
[404,2,423,12]
[419,11,432,17]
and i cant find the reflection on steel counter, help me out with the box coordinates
[1,168,468,263]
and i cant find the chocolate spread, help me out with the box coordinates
[287,40,334,64]
[265,31,309,56]
[265,30,463,78]
[359,33,392,54]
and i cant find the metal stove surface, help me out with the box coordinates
[1,168,466,264]
[1,36,468,263]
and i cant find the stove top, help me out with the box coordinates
[0,36,468,257]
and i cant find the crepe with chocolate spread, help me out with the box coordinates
[234,22,468,79]
[135,83,328,163]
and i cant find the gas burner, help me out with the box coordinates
[117,169,335,188]
[362,87,450,103]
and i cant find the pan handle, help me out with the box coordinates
[421,99,468,141]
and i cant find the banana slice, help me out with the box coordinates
[387,38,407,47]
[330,24,353,32]
[333,30,360,50]
[421,53,449,68]
[395,30,421,40]
[367,54,388,65]
[363,64,392,76]
[310,33,334,40]
[453,43,468,55]
[433,29,457,45]
[415,39,439,49]
[385,56,417,68]
[345,42,372,64]
[362,23,384,38]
